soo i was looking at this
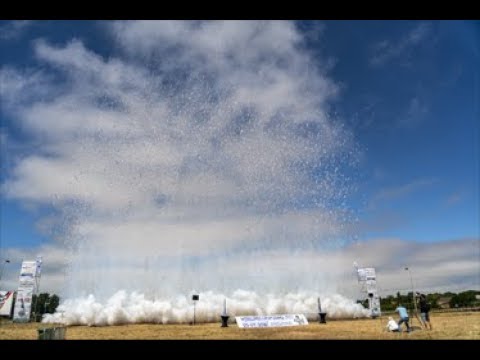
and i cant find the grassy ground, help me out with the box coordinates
[1,312,479,340]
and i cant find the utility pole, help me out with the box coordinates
[192,294,199,325]
[405,267,417,314]
[405,267,422,326]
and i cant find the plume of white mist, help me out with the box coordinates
[2,21,361,322]
[43,290,369,326]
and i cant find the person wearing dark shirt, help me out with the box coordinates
[418,293,432,330]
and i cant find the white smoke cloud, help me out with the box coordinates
[2,236,478,325]
[43,290,368,326]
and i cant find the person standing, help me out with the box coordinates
[395,304,411,333]
[418,293,433,330]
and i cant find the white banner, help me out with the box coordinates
[13,288,33,322]
[20,261,37,277]
[370,295,381,317]
[19,275,35,287]
[366,279,377,293]
[13,260,39,322]
[0,291,14,316]
[236,314,308,328]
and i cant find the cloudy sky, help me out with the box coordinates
[0,20,478,299]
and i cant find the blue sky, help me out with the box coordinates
[0,20,478,295]
[319,20,478,242]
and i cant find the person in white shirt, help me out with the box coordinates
[386,316,399,332]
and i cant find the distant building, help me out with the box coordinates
[437,297,452,309]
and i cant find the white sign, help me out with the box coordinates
[20,261,37,277]
[13,288,33,322]
[236,314,308,328]
[357,267,376,282]
[0,291,14,316]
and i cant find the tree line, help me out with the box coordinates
[358,290,480,311]
[30,293,60,321]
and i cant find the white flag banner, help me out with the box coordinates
[365,267,376,280]
[20,261,37,277]
[13,288,33,322]
[0,291,15,316]
[13,260,39,322]
[357,268,366,281]
[236,314,308,328]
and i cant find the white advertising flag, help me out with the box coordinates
[13,260,39,322]
[0,291,15,316]
[13,288,33,322]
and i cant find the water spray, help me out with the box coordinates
[6,21,362,325]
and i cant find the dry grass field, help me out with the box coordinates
[1,312,479,340]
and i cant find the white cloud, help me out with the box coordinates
[0,66,53,111]
[2,237,478,299]
[0,20,34,41]
[353,238,480,294]
[1,21,358,301]
[368,177,438,210]
[1,21,477,324]
[370,22,432,67]
[397,96,429,128]
[22,235,479,325]
[446,192,463,206]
